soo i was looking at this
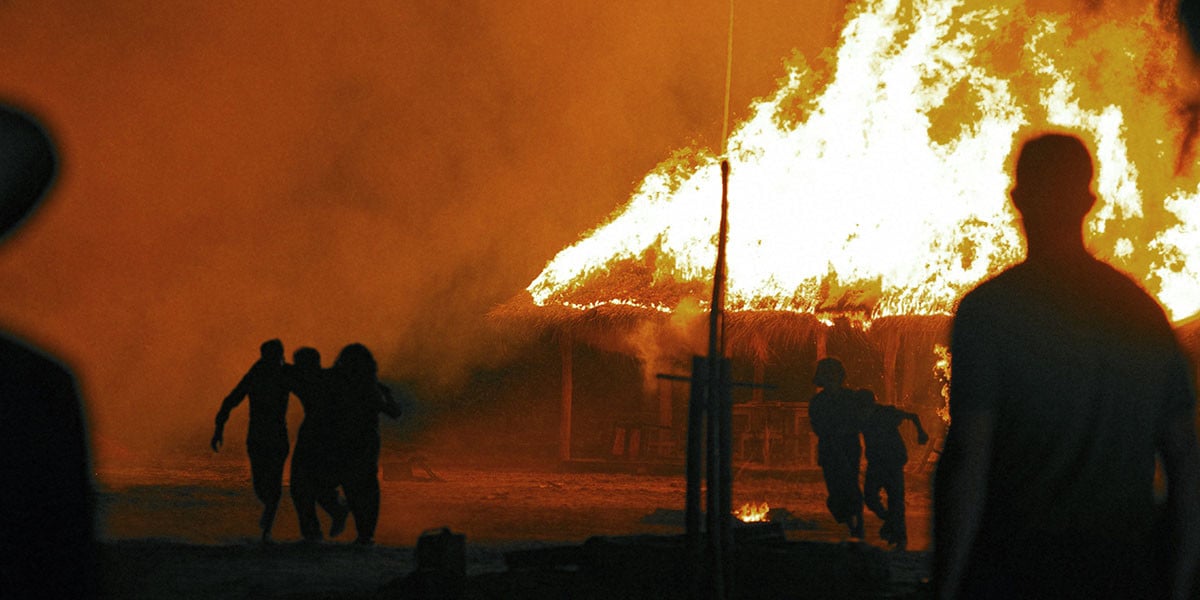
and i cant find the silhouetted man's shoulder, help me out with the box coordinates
[0,334,96,597]
[0,333,89,457]
[959,257,1170,331]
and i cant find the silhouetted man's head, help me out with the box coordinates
[1010,133,1096,246]
[0,105,57,242]
[292,347,320,370]
[813,357,846,389]
[260,339,284,363]
[1182,0,1200,57]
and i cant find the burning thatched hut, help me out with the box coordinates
[492,1,1200,468]
[492,266,953,470]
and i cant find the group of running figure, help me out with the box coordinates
[808,357,928,551]
[210,339,401,545]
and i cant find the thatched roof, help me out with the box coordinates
[490,289,952,364]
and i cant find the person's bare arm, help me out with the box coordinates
[933,409,994,600]
[904,411,930,444]
[377,383,402,419]
[211,369,252,451]
[1160,410,1200,600]
[934,294,1000,600]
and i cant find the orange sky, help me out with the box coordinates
[0,2,854,463]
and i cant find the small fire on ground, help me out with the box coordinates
[735,501,771,523]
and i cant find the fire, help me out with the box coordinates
[528,1,1200,324]
[735,501,770,523]
[933,343,952,424]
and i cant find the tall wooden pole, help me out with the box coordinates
[686,356,707,599]
[705,159,733,599]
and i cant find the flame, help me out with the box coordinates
[735,501,770,523]
[528,1,1200,324]
[933,343,952,424]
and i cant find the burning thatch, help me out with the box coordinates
[509,1,1200,337]
[488,1,1200,469]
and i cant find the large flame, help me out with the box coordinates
[528,0,1200,323]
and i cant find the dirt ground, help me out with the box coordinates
[96,458,934,598]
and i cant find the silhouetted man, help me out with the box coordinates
[328,343,401,546]
[286,346,348,542]
[808,357,873,539]
[859,389,928,551]
[211,339,291,543]
[934,133,1200,600]
[0,105,97,598]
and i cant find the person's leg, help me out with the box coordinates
[353,475,381,544]
[823,460,864,537]
[848,449,865,538]
[315,485,348,538]
[249,444,287,543]
[289,459,323,541]
[863,465,889,520]
[847,508,865,539]
[884,466,907,549]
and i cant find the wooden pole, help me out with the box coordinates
[659,374,673,428]
[717,357,734,595]
[752,358,765,404]
[559,332,573,463]
[686,356,707,599]
[883,334,899,406]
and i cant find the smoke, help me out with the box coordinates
[0,1,847,465]
[2,0,1179,467]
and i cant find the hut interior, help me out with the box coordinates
[490,299,955,473]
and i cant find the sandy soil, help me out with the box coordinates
[95,458,933,598]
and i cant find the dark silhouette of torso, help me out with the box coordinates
[862,404,909,468]
[325,343,400,545]
[809,386,868,468]
[285,361,347,541]
[936,133,1198,600]
[0,104,97,597]
[223,360,290,451]
[953,254,1187,548]
[0,336,96,598]
[809,385,871,529]
[213,350,292,541]
[288,364,337,469]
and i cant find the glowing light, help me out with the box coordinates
[735,501,770,523]
[933,344,952,424]
[529,0,1200,323]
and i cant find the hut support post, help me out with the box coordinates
[658,375,672,428]
[559,332,573,463]
[716,357,733,594]
[686,356,707,598]
[883,335,899,407]
[752,358,765,404]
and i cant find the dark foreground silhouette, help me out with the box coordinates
[934,133,1200,600]
[0,105,98,598]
